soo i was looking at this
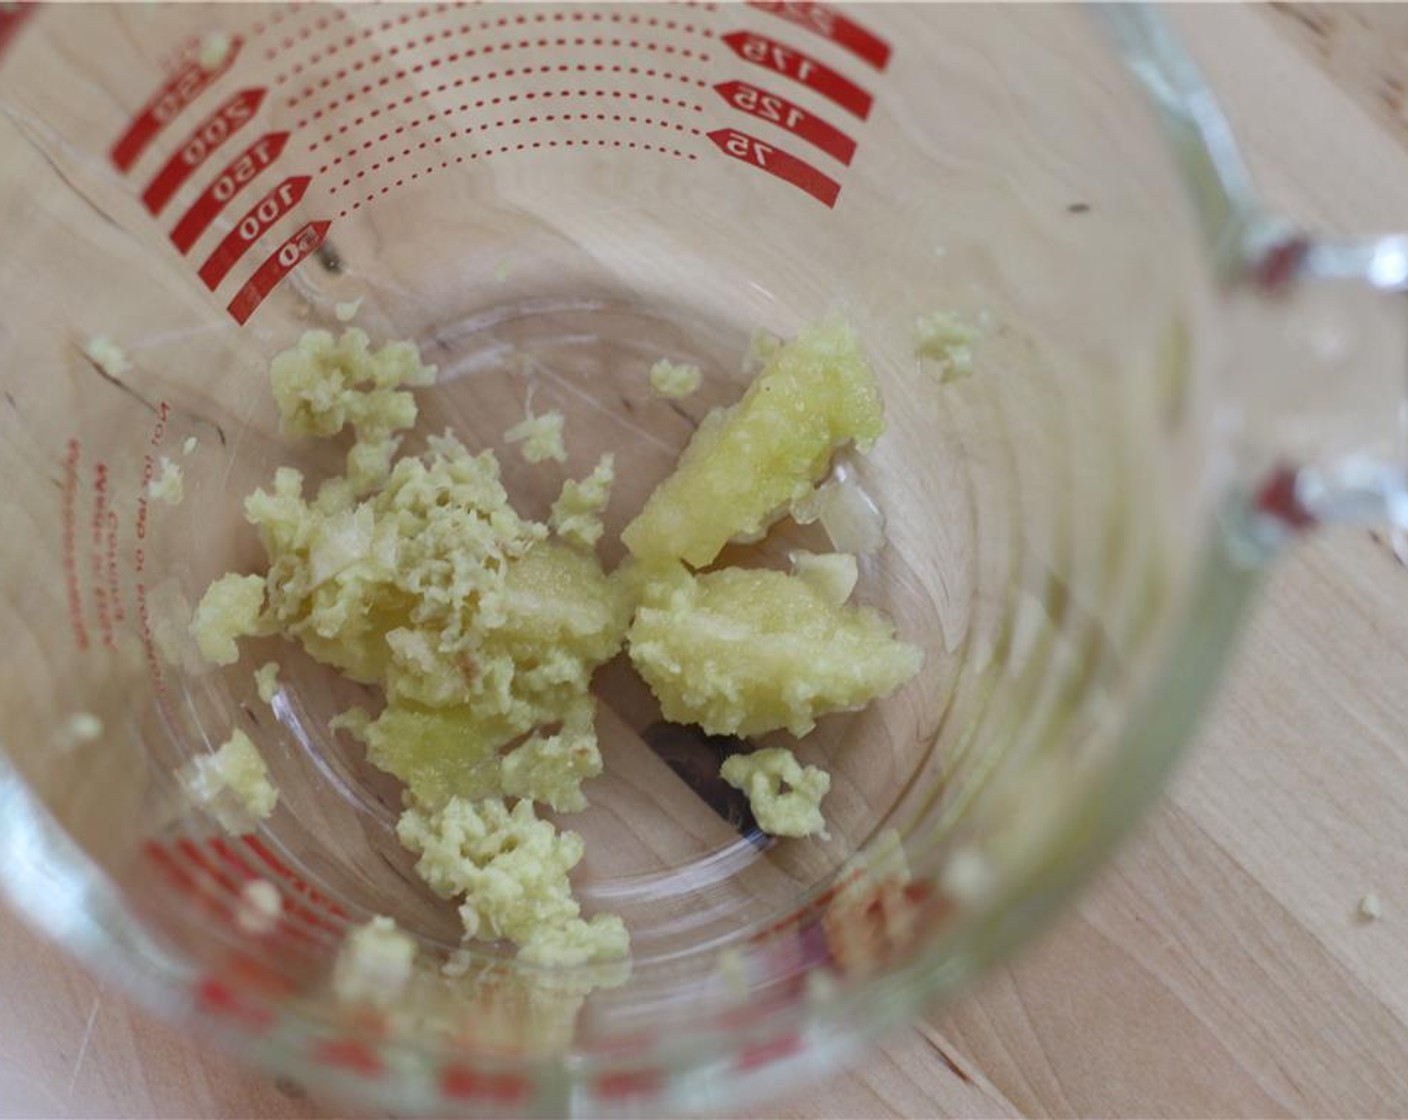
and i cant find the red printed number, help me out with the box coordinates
[747,2,891,71]
[200,176,310,289]
[142,88,266,216]
[227,220,330,325]
[715,81,855,165]
[111,37,244,171]
[171,132,290,254]
[709,128,839,207]
[723,32,872,120]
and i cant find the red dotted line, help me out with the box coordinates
[296,64,710,128]
[252,4,343,47]
[267,20,357,65]
[336,140,699,218]
[310,87,703,150]
[321,113,701,174]
[274,5,711,75]
[249,6,291,40]
[286,37,713,107]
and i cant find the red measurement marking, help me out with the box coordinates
[88,462,114,649]
[722,30,871,119]
[708,127,839,206]
[242,835,350,919]
[738,1031,804,1071]
[312,87,703,150]
[0,4,35,64]
[596,1070,663,1101]
[209,838,344,939]
[171,132,290,253]
[341,140,697,216]
[142,88,266,215]
[61,439,88,651]
[112,37,245,172]
[227,218,328,324]
[199,176,311,289]
[289,37,711,109]
[196,976,276,1031]
[105,509,123,625]
[315,1039,384,1077]
[748,2,890,71]
[714,80,854,165]
[441,1068,530,1104]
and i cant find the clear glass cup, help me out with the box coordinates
[1,3,1403,1115]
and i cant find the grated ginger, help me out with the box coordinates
[504,410,567,464]
[269,327,436,494]
[914,310,978,383]
[190,573,266,665]
[721,747,830,838]
[147,456,184,506]
[628,563,922,738]
[83,336,131,377]
[333,916,417,1007]
[396,796,625,963]
[648,359,703,400]
[180,728,278,833]
[622,318,884,568]
[191,318,924,972]
[236,878,283,935]
[254,661,281,706]
[549,453,615,550]
[499,698,602,813]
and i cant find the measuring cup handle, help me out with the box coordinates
[1100,5,1408,551]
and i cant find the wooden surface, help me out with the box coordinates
[7,4,1408,1117]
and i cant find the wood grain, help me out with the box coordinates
[7,4,1408,1118]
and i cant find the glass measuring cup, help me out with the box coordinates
[1,3,1404,1114]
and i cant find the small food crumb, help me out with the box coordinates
[334,297,363,322]
[648,358,703,400]
[716,947,748,998]
[914,309,978,383]
[60,712,103,746]
[197,29,231,70]
[939,846,994,904]
[549,453,614,550]
[1359,892,1383,921]
[504,410,567,464]
[743,328,783,375]
[236,878,283,935]
[254,661,281,706]
[333,915,416,1007]
[721,747,831,838]
[83,336,131,377]
[180,728,279,833]
[182,435,198,455]
[789,550,858,607]
[441,948,474,978]
[147,456,184,505]
[190,572,267,665]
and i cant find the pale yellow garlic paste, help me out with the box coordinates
[191,320,925,969]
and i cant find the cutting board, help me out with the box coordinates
[5,5,1408,1116]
